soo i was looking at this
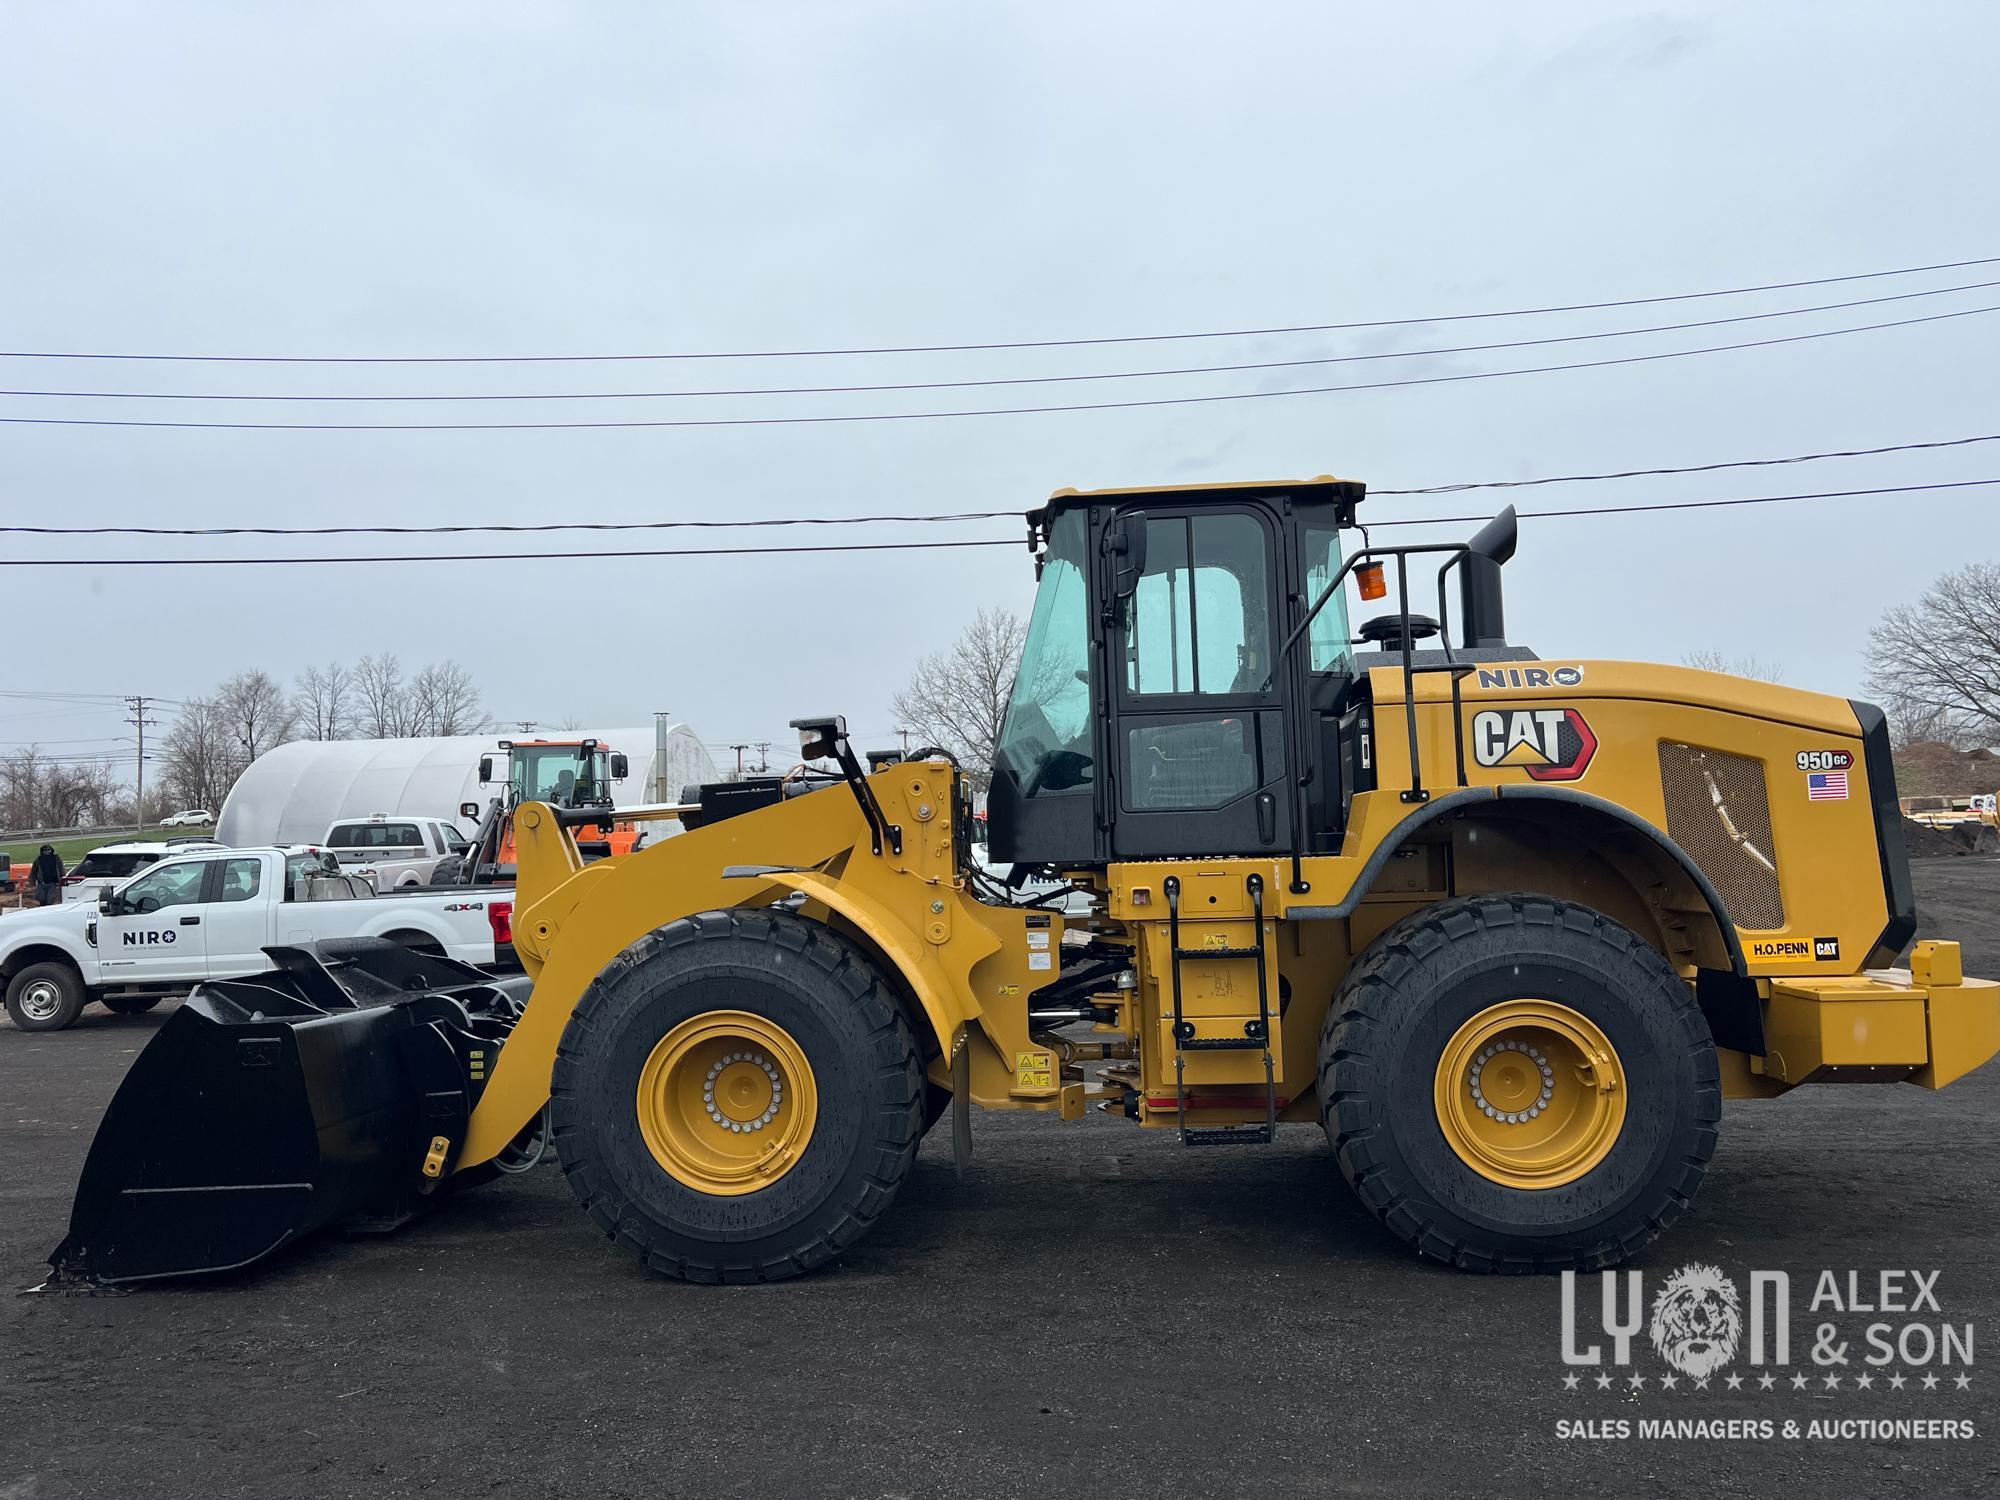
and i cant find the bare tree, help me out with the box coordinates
[409,659,485,736]
[157,698,236,812]
[1682,650,1784,682]
[1867,563,2000,748]
[44,760,119,827]
[891,608,1026,788]
[294,661,352,740]
[218,670,298,771]
[1,747,44,831]
[354,653,408,737]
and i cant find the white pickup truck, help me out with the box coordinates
[323,813,473,890]
[0,845,515,1032]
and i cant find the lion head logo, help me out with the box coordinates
[1648,1263,1741,1378]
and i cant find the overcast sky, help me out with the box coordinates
[5,2,1998,779]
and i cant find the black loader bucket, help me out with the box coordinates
[48,939,529,1286]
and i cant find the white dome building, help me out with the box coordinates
[217,724,717,848]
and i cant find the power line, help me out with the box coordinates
[7,432,1995,539]
[2,510,1013,538]
[6,303,1990,432]
[0,537,1025,569]
[1372,432,2000,496]
[4,254,1995,364]
[4,478,1996,569]
[10,278,1998,404]
[1371,477,2000,529]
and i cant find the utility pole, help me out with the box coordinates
[729,743,750,778]
[124,695,159,834]
[513,720,539,736]
[897,727,912,755]
[752,741,771,774]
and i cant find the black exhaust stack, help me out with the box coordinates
[1459,505,1518,649]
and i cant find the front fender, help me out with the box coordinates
[769,870,983,1060]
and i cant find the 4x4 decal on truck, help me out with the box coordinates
[1470,707,1598,782]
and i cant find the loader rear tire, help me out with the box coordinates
[551,908,924,1284]
[1321,894,1719,1273]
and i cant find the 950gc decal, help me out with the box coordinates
[1470,707,1597,781]
[1796,750,1853,772]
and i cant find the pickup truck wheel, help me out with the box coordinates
[100,993,163,1016]
[6,962,87,1032]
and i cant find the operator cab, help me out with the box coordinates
[986,476,1522,872]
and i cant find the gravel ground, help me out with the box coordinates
[3,859,1998,1499]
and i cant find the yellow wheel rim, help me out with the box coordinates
[635,1010,819,1196]
[1433,1000,1627,1189]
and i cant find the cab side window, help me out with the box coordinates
[215,858,262,903]
[118,860,211,913]
[1125,514,1270,697]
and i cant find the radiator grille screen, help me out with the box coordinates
[1658,742,1784,930]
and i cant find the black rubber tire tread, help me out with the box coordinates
[1321,893,1720,1274]
[428,855,465,886]
[551,907,923,1284]
[99,993,162,1015]
[5,960,88,1032]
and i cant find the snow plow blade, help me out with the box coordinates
[47,940,528,1286]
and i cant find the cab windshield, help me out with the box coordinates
[511,745,611,807]
[996,509,1093,797]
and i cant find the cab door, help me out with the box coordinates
[201,855,274,978]
[96,859,215,983]
[1105,506,1291,859]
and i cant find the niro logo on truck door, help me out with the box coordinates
[121,930,176,946]
[1470,708,1597,782]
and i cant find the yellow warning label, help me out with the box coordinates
[1014,1050,1054,1089]
[996,983,1021,997]
[1204,932,1233,949]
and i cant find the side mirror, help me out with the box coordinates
[98,888,116,915]
[1106,510,1149,600]
[610,753,629,781]
[478,756,493,784]
[460,801,481,820]
[790,715,847,761]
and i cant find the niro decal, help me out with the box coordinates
[1470,707,1598,781]
[121,930,176,946]
[1475,665,1585,690]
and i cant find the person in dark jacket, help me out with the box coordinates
[29,844,63,907]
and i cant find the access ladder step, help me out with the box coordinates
[1176,1036,1269,1052]
[1171,945,1264,961]
[1181,1125,1275,1147]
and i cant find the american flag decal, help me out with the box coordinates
[1808,770,1849,801]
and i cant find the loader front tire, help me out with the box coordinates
[551,909,924,1284]
[1321,894,1719,1273]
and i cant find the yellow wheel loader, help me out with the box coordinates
[48,477,2000,1285]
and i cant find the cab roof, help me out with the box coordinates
[1028,475,1365,535]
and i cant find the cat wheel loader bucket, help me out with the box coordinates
[47,940,530,1286]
